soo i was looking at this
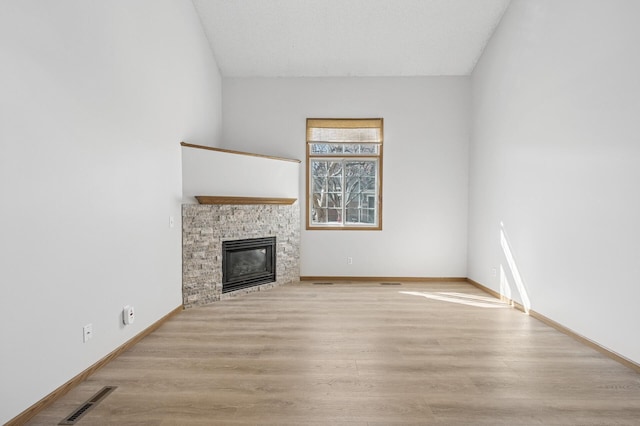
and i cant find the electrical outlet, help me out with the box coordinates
[83,324,92,343]
[491,267,497,277]
[347,257,353,265]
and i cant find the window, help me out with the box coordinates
[306,118,383,230]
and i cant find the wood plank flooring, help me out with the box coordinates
[27,281,640,425]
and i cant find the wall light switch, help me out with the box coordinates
[169,216,175,228]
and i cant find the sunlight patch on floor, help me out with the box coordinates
[400,291,509,308]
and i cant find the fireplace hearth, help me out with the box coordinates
[222,237,276,293]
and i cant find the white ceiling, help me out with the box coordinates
[192,0,511,77]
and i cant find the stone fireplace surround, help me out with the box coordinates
[182,202,300,308]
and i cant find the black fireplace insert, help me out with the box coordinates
[222,237,276,293]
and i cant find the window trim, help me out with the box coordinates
[306,118,383,231]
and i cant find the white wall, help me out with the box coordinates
[0,0,222,423]
[468,0,640,364]
[223,77,470,277]
[182,146,299,203]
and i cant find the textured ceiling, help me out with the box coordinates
[192,0,511,77]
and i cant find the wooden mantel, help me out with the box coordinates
[195,196,297,205]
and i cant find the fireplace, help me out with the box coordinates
[182,204,299,308]
[222,237,276,293]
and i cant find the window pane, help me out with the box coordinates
[311,160,343,176]
[327,176,342,191]
[360,177,375,192]
[346,208,359,223]
[364,161,376,176]
[340,160,377,225]
[311,160,329,176]
[346,161,377,176]
[312,192,324,208]
[312,176,326,193]
[359,144,379,154]
[345,177,360,194]
[329,193,343,207]
[361,194,376,208]
[362,209,375,224]
[311,143,328,154]
[310,143,379,156]
[326,161,342,176]
[343,144,358,154]
[345,208,376,224]
[327,208,342,223]
[312,207,327,223]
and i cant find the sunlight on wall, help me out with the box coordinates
[499,264,515,305]
[400,291,509,309]
[500,221,531,313]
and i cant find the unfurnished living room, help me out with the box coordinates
[2,0,640,425]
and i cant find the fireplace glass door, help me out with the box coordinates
[222,237,276,293]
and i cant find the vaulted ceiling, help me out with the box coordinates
[192,0,511,77]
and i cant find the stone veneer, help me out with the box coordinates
[182,203,300,308]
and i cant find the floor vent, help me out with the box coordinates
[59,386,117,425]
[313,282,334,285]
[380,282,402,286]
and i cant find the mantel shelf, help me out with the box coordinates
[195,196,297,205]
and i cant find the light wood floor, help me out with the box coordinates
[28,281,640,425]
